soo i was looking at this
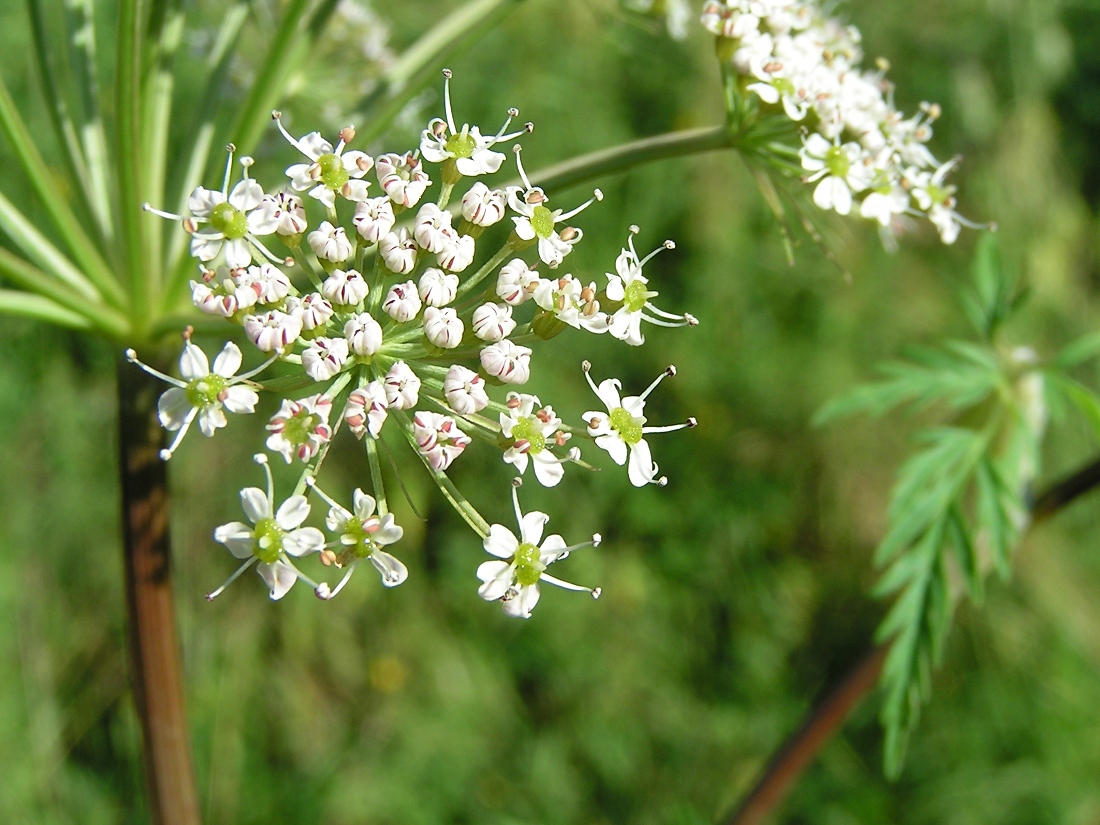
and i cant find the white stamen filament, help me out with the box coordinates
[206,557,257,600]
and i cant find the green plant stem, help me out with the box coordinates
[521,126,736,194]
[25,0,96,232]
[0,78,124,306]
[0,246,128,336]
[0,289,93,329]
[117,0,150,328]
[229,0,313,156]
[117,358,201,825]
[719,453,1100,825]
[356,0,529,144]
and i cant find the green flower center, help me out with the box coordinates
[824,146,850,179]
[609,407,643,445]
[185,374,228,409]
[252,517,285,564]
[209,202,248,239]
[513,541,544,586]
[530,205,555,239]
[445,131,477,159]
[926,183,947,205]
[317,153,350,191]
[342,518,378,559]
[510,416,546,454]
[623,279,650,312]
[283,411,320,447]
[774,77,796,97]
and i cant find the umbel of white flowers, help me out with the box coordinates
[701,0,990,243]
[128,69,698,615]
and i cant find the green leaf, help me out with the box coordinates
[962,231,1018,340]
[1053,331,1100,369]
[814,344,1002,424]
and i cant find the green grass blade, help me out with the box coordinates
[0,190,99,301]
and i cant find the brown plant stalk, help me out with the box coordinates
[118,358,201,825]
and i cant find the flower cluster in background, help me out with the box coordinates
[130,72,697,615]
[701,0,984,243]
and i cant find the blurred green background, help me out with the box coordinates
[3,0,1100,822]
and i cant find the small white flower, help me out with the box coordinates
[435,230,476,272]
[800,133,872,216]
[274,117,373,208]
[321,268,369,306]
[420,70,529,178]
[496,259,543,306]
[500,393,574,487]
[353,196,397,244]
[343,312,383,356]
[308,221,354,263]
[471,302,516,342]
[477,481,600,619]
[533,274,608,334]
[379,227,418,274]
[507,148,601,267]
[384,361,420,409]
[265,394,333,463]
[209,455,326,601]
[344,380,389,438]
[310,485,407,598]
[461,182,507,227]
[127,340,264,460]
[244,309,302,352]
[287,293,334,331]
[418,267,459,307]
[480,340,532,384]
[383,281,422,322]
[581,363,695,487]
[302,337,349,382]
[413,203,455,254]
[443,365,489,415]
[376,152,431,208]
[254,192,308,236]
[605,229,695,346]
[412,410,471,471]
[423,306,464,349]
[860,180,910,227]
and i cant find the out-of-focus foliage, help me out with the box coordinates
[2,0,1100,823]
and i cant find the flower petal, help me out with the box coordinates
[240,487,269,523]
[519,510,549,547]
[595,378,622,412]
[627,439,657,487]
[370,551,408,587]
[352,488,377,520]
[483,524,518,559]
[157,388,192,431]
[212,342,243,378]
[275,495,311,530]
[477,560,514,601]
[283,526,325,557]
[229,179,264,211]
[257,560,297,600]
[502,583,539,618]
[213,522,255,558]
[222,385,259,414]
[179,342,209,380]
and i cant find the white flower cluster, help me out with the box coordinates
[701,0,982,243]
[130,72,697,616]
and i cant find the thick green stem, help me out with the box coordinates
[117,359,201,825]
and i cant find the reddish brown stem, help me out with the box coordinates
[118,359,201,825]
[721,456,1100,825]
